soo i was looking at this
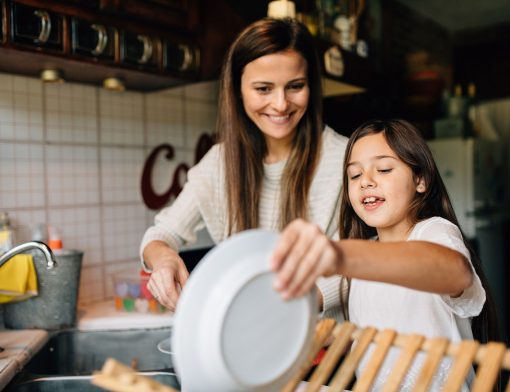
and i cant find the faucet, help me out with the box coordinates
[0,241,56,351]
[0,241,57,270]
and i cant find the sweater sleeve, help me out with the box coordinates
[317,275,345,322]
[313,126,348,322]
[139,145,221,270]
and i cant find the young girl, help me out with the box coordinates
[271,119,498,390]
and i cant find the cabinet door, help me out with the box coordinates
[11,3,63,51]
[121,30,160,70]
[61,0,100,9]
[164,40,199,74]
[1,1,4,43]
[71,18,115,60]
[107,0,198,31]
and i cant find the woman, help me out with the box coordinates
[140,18,348,318]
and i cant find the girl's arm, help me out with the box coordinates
[271,219,473,300]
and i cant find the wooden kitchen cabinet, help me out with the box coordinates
[0,0,202,91]
[11,2,64,52]
[102,0,199,33]
[0,1,4,43]
[120,29,160,71]
[71,17,116,61]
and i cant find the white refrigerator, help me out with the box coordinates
[428,137,507,337]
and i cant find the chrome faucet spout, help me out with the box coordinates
[0,241,57,269]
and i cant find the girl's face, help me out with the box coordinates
[240,50,309,162]
[346,132,425,241]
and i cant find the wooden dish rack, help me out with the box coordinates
[92,319,510,392]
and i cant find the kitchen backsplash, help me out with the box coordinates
[0,72,218,305]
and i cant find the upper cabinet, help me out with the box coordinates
[11,3,64,51]
[0,2,4,43]
[0,0,203,91]
[101,0,199,32]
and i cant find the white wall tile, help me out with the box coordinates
[1,74,216,306]
[46,145,100,206]
[184,80,219,101]
[145,94,185,147]
[0,143,46,209]
[184,99,217,148]
[45,83,98,144]
[47,206,102,266]
[100,146,144,203]
[99,90,144,145]
[101,204,147,263]
[0,75,43,142]
[79,266,104,304]
[7,209,47,244]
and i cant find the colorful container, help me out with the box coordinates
[112,270,166,313]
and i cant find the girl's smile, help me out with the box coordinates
[347,132,425,241]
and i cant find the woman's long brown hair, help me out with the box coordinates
[339,119,499,344]
[217,18,323,234]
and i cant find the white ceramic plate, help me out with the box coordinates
[172,229,317,392]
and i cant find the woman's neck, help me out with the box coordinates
[264,137,292,164]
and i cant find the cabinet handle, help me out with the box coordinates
[179,44,193,71]
[137,35,153,64]
[34,10,51,44]
[91,24,108,56]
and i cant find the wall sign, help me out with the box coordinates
[141,133,215,210]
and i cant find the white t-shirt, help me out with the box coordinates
[349,216,486,391]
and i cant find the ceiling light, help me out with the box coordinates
[103,77,125,92]
[267,0,296,19]
[40,69,63,83]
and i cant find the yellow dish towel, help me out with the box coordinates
[0,254,38,303]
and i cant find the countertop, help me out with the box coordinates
[0,299,174,389]
[77,300,174,330]
[0,329,48,390]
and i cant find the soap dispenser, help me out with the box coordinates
[0,212,14,256]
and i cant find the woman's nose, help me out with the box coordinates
[272,89,289,112]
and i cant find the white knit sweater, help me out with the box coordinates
[140,126,348,320]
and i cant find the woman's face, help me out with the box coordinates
[240,50,309,160]
[346,132,425,241]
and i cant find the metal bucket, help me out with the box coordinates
[4,249,83,329]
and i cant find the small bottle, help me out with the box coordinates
[47,225,63,251]
[0,212,14,255]
[467,82,479,136]
[448,84,464,118]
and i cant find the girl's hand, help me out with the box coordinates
[270,219,340,299]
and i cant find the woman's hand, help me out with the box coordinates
[270,219,341,299]
[143,241,189,311]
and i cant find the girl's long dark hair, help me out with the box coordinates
[340,119,499,344]
[217,18,323,234]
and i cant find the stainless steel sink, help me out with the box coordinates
[6,327,178,391]
[7,372,180,392]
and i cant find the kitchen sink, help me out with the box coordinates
[24,327,173,375]
[6,327,178,391]
[7,372,180,392]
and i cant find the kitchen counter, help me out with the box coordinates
[0,329,48,390]
[0,299,174,389]
[78,300,174,330]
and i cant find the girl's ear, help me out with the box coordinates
[416,177,426,193]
